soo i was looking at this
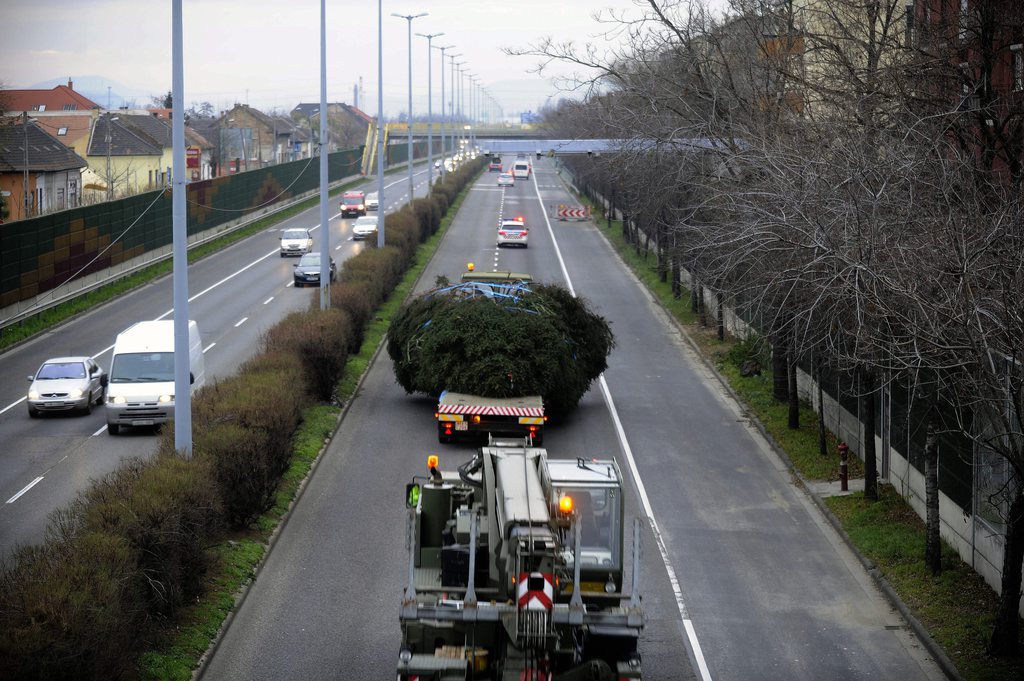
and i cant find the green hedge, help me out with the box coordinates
[0,158,487,680]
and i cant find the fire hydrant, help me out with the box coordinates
[838,441,849,492]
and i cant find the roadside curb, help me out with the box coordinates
[553,171,963,681]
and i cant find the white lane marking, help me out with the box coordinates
[234,317,248,328]
[263,297,274,305]
[530,170,713,681]
[203,342,216,353]
[7,476,44,504]
[0,397,27,416]
[91,424,108,437]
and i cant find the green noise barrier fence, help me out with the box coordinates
[0,147,364,311]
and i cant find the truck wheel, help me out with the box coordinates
[108,424,120,435]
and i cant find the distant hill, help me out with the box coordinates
[26,75,153,110]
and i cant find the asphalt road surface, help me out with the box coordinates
[198,159,946,680]
[0,162,436,558]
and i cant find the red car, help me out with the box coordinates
[488,158,503,172]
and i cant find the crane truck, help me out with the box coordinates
[398,438,644,680]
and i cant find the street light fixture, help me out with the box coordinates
[432,44,453,178]
[446,53,462,167]
[416,31,444,187]
[392,11,427,202]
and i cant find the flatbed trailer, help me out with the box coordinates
[436,391,545,444]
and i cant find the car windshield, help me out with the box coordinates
[562,486,621,569]
[355,217,377,225]
[298,254,321,267]
[37,362,86,380]
[343,197,362,205]
[282,230,307,240]
[110,353,174,383]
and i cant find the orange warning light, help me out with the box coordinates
[559,495,574,514]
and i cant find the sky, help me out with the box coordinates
[1,0,675,121]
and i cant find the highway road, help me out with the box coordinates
[197,159,946,680]
[0,163,438,557]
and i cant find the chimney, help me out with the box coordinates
[68,77,74,90]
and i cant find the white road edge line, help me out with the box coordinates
[91,424,108,437]
[234,317,248,328]
[532,169,713,681]
[7,476,44,504]
[263,297,274,305]
[203,342,216,353]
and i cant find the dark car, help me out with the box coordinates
[340,191,366,218]
[488,158,503,172]
[293,252,337,287]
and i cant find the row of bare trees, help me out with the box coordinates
[514,0,1024,656]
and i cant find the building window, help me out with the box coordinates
[1013,45,1023,92]
[57,127,68,136]
[62,104,76,111]
[32,104,46,112]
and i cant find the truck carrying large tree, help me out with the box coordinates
[387,275,614,423]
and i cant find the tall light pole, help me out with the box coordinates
[447,53,462,166]
[392,11,427,203]
[318,0,330,310]
[171,0,192,454]
[432,44,453,178]
[376,0,386,248]
[455,63,467,154]
[416,31,444,188]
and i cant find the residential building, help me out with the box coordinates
[0,116,87,221]
[83,112,164,200]
[2,79,100,113]
[292,101,371,151]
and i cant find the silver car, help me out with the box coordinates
[279,228,313,257]
[365,192,379,211]
[27,356,107,417]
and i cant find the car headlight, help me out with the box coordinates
[158,394,173,403]
[28,390,39,400]
[68,388,84,399]
[110,395,126,404]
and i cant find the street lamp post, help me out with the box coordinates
[416,31,444,188]
[432,44,452,178]
[454,63,467,153]
[392,11,427,203]
[377,0,386,248]
[447,53,462,166]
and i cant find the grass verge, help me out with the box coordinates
[568,186,1024,681]
[135,175,476,681]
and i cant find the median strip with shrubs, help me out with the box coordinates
[0,158,487,681]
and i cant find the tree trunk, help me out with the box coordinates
[671,256,681,299]
[989,487,1024,657]
[788,355,799,429]
[772,340,788,402]
[717,292,725,341]
[698,286,707,327]
[862,368,878,501]
[816,357,827,456]
[923,418,941,575]
[691,279,699,315]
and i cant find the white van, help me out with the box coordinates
[512,160,531,180]
[106,320,205,434]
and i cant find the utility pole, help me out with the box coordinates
[416,31,444,188]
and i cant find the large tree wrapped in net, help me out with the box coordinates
[387,280,614,417]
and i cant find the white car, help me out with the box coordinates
[497,173,515,188]
[497,218,528,248]
[27,356,107,417]
[352,215,379,240]
[365,192,379,211]
[279,228,313,257]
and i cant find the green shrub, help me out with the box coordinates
[340,246,407,306]
[725,332,768,371]
[330,281,376,349]
[0,531,146,680]
[263,308,352,402]
[429,191,449,219]
[71,453,221,616]
[381,210,420,261]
